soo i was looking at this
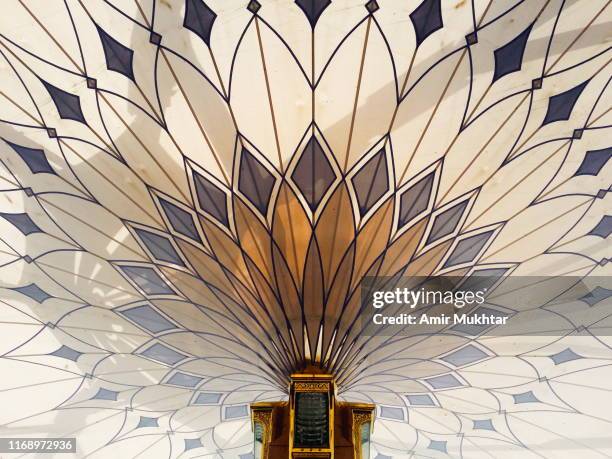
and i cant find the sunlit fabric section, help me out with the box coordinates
[0,1,610,458]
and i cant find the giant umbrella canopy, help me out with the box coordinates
[0,0,611,457]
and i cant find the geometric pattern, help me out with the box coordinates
[4,139,55,174]
[0,1,610,458]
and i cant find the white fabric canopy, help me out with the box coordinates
[0,1,610,457]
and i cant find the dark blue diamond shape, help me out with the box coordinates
[120,265,176,295]
[12,283,52,303]
[137,416,158,428]
[159,198,202,242]
[41,80,86,124]
[4,139,55,174]
[542,80,589,126]
[50,345,82,361]
[291,136,336,211]
[492,24,533,82]
[193,172,229,226]
[0,212,42,235]
[426,199,469,244]
[588,215,611,238]
[295,0,331,27]
[96,24,135,81]
[513,391,539,404]
[93,388,118,401]
[580,286,612,306]
[473,419,495,431]
[351,148,389,217]
[429,440,447,453]
[398,173,434,227]
[120,304,177,334]
[410,0,443,47]
[238,148,276,215]
[550,348,582,365]
[575,147,611,176]
[134,228,185,266]
[184,438,202,451]
[184,0,217,46]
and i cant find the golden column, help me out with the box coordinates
[251,372,375,459]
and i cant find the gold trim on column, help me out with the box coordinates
[294,382,331,392]
[251,403,275,459]
[352,405,375,459]
[251,374,376,458]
